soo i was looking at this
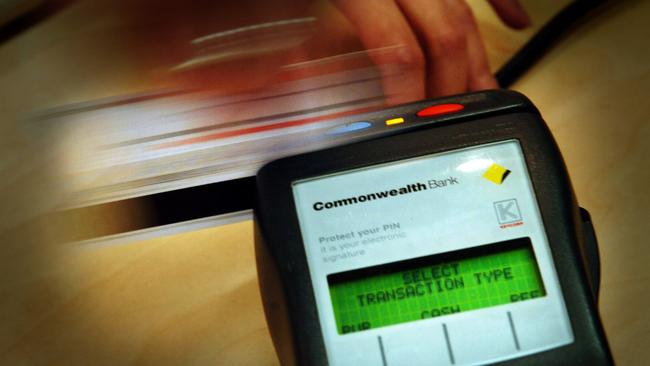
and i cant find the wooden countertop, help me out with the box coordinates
[0,0,648,364]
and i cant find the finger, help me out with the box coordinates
[332,0,426,105]
[488,0,531,29]
[397,0,470,96]
[462,3,499,90]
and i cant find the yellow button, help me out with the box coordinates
[385,117,405,126]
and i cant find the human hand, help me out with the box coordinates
[331,0,531,104]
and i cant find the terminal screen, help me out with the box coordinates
[328,237,546,334]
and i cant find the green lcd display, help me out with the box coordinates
[328,237,546,334]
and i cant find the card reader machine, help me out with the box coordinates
[254,90,612,365]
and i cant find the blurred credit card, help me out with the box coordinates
[33,66,388,208]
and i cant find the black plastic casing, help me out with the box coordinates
[253,90,613,366]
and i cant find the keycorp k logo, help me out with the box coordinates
[494,199,523,228]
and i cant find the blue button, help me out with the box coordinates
[326,121,373,135]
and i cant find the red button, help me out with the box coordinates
[416,103,464,117]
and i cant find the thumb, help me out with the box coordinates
[488,0,531,29]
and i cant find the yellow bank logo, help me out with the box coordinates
[483,163,511,185]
